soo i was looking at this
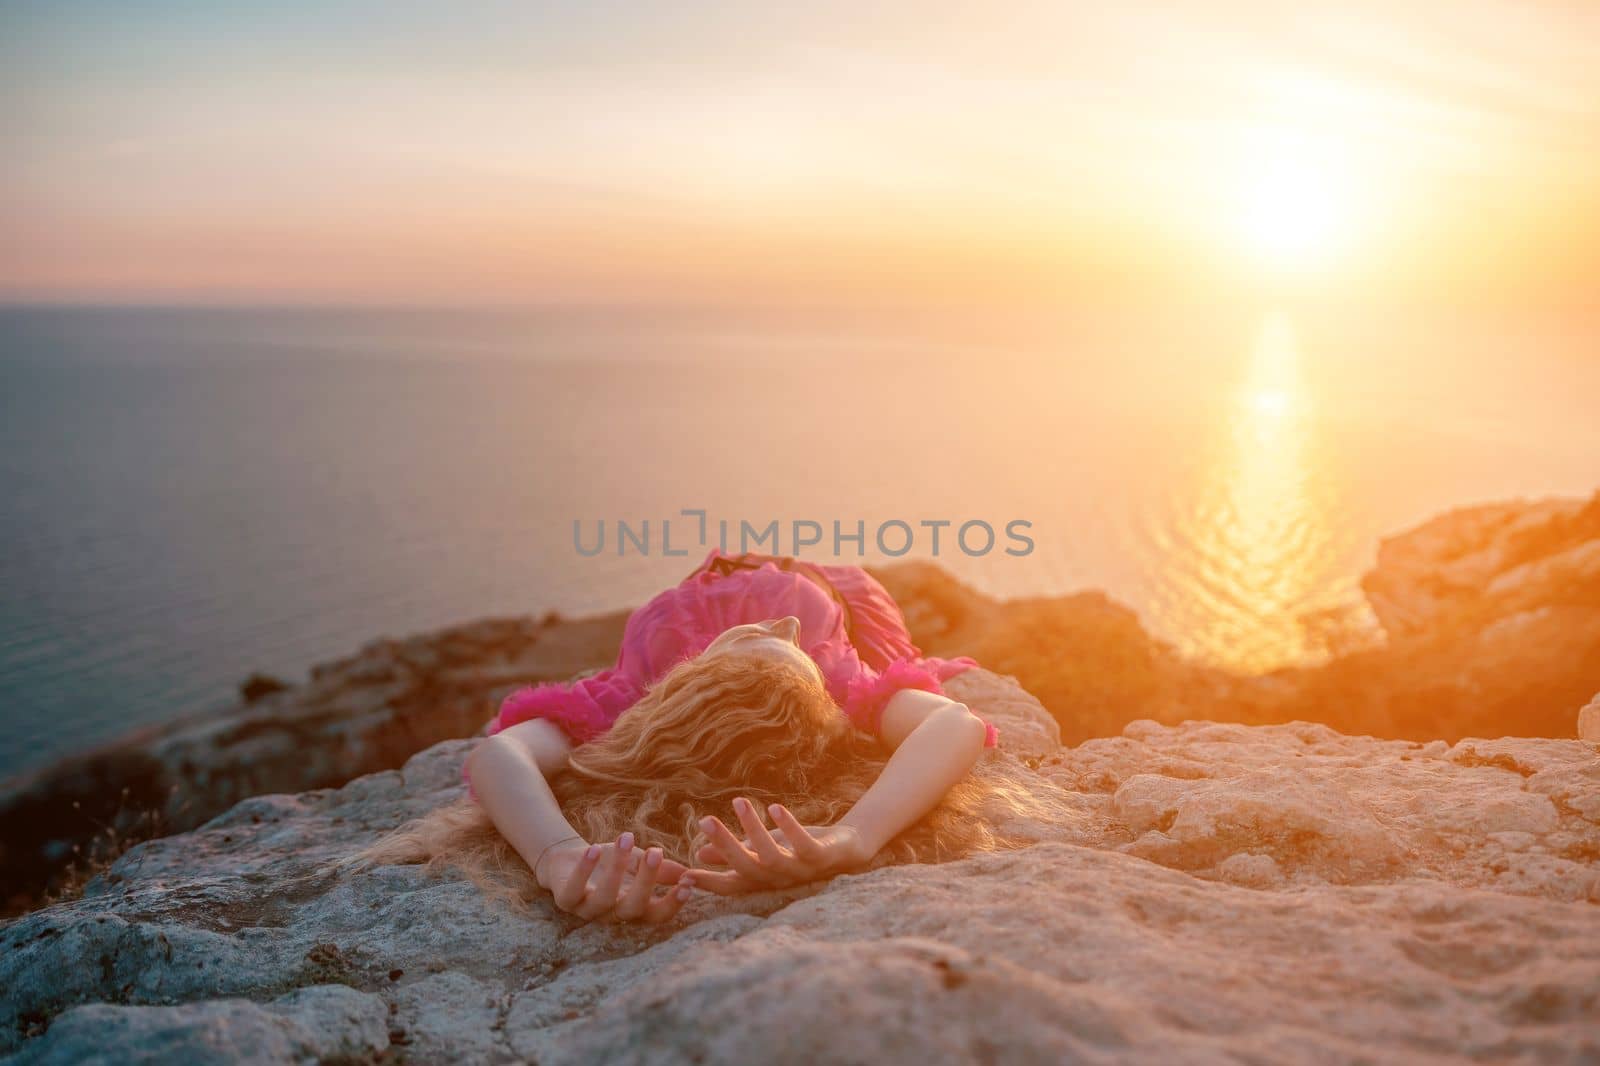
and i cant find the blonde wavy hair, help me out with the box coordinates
[362,651,1063,905]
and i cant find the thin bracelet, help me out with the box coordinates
[533,833,585,885]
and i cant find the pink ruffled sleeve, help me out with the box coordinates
[488,668,645,746]
[841,657,998,749]
[464,667,646,794]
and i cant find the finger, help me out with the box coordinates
[768,804,829,865]
[700,813,774,877]
[615,846,663,921]
[621,846,657,883]
[684,867,762,896]
[732,797,790,868]
[700,815,779,885]
[616,847,685,885]
[553,843,603,912]
[646,873,696,923]
[578,833,633,919]
[698,829,790,866]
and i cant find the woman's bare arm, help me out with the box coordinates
[835,688,989,855]
[691,687,988,891]
[465,718,692,922]
[464,718,583,874]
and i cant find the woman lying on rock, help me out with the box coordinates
[366,548,1051,924]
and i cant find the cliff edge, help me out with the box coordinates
[4,489,1598,911]
[3,669,1597,1063]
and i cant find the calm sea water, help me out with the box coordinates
[1,305,1596,781]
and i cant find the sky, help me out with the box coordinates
[2,1,1597,309]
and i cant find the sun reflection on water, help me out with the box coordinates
[1154,311,1350,672]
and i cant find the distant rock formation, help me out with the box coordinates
[1336,491,1600,738]
[872,563,1225,744]
[3,670,1596,1064]
[1363,493,1600,641]
[884,489,1600,745]
[1580,694,1600,743]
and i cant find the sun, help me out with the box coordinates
[1238,141,1349,271]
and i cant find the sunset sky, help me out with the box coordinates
[2,1,1596,309]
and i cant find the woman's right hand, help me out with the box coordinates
[536,833,696,924]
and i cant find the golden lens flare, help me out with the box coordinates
[1238,134,1352,271]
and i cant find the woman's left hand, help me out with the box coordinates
[689,797,872,895]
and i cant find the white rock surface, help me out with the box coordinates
[10,986,388,1066]
[3,670,1597,1064]
[1580,693,1600,743]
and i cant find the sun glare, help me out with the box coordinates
[1238,139,1350,271]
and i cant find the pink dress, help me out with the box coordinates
[489,549,997,749]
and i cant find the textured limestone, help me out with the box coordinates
[11,986,388,1066]
[4,669,1597,1064]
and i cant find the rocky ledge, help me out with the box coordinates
[0,612,629,911]
[4,488,1597,909]
[3,669,1597,1064]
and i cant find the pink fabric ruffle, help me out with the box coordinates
[841,656,997,748]
[490,670,645,745]
[466,671,648,792]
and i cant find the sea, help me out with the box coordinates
[2,304,1596,781]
